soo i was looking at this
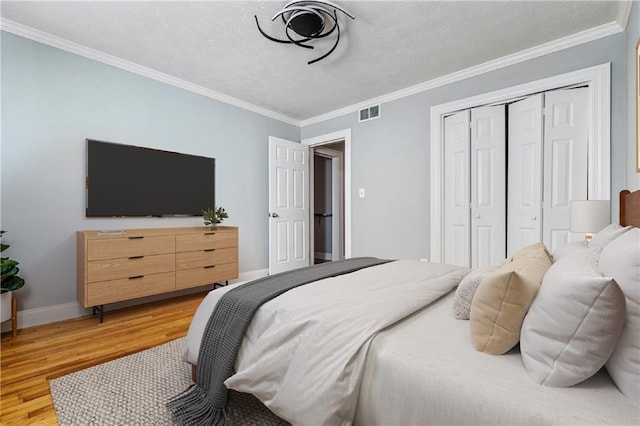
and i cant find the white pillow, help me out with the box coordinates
[453,262,503,320]
[601,228,640,402]
[551,240,588,262]
[521,249,625,387]
[590,223,632,249]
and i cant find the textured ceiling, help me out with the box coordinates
[0,1,621,122]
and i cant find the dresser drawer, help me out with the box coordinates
[86,271,175,305]
[175,247,237,270]
[87,235,174,261]
[87,253,175,283]
[175,231,237,252]
[176,263,238,289]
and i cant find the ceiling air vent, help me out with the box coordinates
[358,105,381,123]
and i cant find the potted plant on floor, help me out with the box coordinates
[1,231,25,322]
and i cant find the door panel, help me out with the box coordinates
[471,105,506,268]
[269,137,310,274]
[543,88,588,253]
[508,94,543,256]
[443,111,471,267]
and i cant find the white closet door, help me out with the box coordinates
[508,94,543,256]
[543,88,588,253]
[471,105,506,268]
[443,110,471,267]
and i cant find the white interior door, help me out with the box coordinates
[269,137,310,274]
[542,88,588,253]
[471,105,506,268]
[508,94,543,256]
[443,110,471,267]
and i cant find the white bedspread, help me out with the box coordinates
[356,291,640,425]
[224,260,468,425]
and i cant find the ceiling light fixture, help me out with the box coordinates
[255,0,355,65]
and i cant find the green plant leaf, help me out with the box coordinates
[1,275,25,292]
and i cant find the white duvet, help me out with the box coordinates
[183,260,469,426]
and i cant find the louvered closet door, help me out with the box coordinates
[508,94,543,256]
[470,105,506,268]
[443,110,471,267]
[542,88,588,252]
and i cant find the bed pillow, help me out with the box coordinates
[601,228,640,402]
[551,240,588,262]
[590,223,631,249]
[520,249,625,387]
[470,243,552,355]
[453,261,505,320]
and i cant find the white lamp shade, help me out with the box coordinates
[569,200,610,233]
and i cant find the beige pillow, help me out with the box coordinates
[470,243,552,355]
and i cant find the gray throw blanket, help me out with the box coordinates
[167,257,391,425]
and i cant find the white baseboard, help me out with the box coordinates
[1,268,269,333]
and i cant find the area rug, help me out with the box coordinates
[49,338,288,425]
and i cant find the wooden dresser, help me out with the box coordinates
[77,226,238,321]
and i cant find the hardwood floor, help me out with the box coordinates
[0,291,207,425]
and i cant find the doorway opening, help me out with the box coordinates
[311,142,345,264]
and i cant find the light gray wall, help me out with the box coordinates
[302,32,628,261]
[628,2,640,191]
[1,32,299,311]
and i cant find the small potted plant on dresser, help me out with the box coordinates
[1,230,25,325]
[202,207,229,230]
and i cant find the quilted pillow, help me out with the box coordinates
[453,261,505,320]
[470,243,552,355]
[520,249,625,387]
[601,228,640,402]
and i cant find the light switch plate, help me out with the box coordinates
[358,188,365,198]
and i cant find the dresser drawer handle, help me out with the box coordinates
[204,232,216,236]
[204,249,216,252]
[128,275,144,280]
[128,236,144,240]
[204,265,216,269]
[128,256,144,260]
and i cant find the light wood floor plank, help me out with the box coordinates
[0,291,206,425]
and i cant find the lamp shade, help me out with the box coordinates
[569,200,610,233]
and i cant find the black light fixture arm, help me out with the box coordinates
[254,1,354,64]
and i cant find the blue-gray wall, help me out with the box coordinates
[1,32,299,311]
[627,2,640,191]
[302,31,631,261]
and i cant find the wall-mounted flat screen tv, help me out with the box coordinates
[86,139,215,217]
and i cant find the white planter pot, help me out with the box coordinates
[0,291,12,322]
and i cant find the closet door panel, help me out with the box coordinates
[508,94,543,256]
[444,111,471,267]
[471,105,506,268]
[543,88,588,253]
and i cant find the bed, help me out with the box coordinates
[177,189,640,425]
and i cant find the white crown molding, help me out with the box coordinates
[616,1,633,30]
[0,15,626,130]
[300,21,624,127]
[0,18,301,128]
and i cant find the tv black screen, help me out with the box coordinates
[86,139,215,217]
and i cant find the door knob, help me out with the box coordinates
[269,213,279,218]
[475,214,481,219]
[531,216,537,221]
